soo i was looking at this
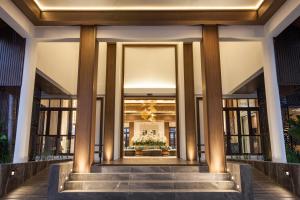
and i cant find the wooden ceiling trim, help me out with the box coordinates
[11,0,41,24]
[38,10,258,26]
[257,0,286,24]
[11,0,286,26]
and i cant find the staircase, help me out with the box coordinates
[60,165,242,200]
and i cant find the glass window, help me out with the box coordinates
[169,127,176,149]
[123,127,129,147]
[251,136,262,154]
[38,111,47,135]
[230,136,239,154]
[71,111,76,135]
[226,99,237,107]
[70,137,75,154]
[251,111,260,135]
[229,111,238,135]
[61,111,69,135]
[49,111,59,135]
[40,99,49,107]
[223,111,227,135]
[241,136,250,154]
[50,99,61,107]
[72,100,77,108]
[249,99,258,107]
[59,137,69,154]
[238,99,248,107]
[240,111,249,135]
[62,100,71,108]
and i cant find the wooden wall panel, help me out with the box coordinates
[183,43,197,161]
[129,122,134,146]
[73,26,98,173]
[103,43,117,161]
[0,26,25,86]
[201,25,225,173]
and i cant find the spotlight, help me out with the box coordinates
[231,176,235,180]
[236,185,240,189]
[285,171,290,176]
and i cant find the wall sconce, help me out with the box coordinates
[11,170,15,176]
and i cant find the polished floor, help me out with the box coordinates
[2,163,299,200]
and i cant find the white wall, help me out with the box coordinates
[124,46,176,94]
[193,42,202,95]
[220,41,264,94]
[36,42,107,95]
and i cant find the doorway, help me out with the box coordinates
[122,97,177,158]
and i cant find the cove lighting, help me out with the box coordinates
[124,82,176,89]
[34,0,264,11]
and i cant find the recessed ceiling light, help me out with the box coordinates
[34,0,264,11]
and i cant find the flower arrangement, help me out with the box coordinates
[132,130,166,146]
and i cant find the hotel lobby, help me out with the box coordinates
[0,0,300,199]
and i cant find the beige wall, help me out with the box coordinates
[220,41,264,94]
[36,42,107,95]
[124,46,176,94]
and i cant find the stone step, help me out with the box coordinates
[69,172,230,181]
[64,180,236,191]
[91,165,209,173]
[60,190,242,200]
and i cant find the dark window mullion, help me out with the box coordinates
[237,111,242,154]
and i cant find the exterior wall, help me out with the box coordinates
[0,25,25,86]
[33,39,266,161]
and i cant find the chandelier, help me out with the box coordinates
[141,103,157,121]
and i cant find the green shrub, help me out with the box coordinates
[0,122,10,163]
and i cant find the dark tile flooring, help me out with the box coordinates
[2,164,299,200]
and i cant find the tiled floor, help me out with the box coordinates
[252,168,299,200]
[2,162,299,200]
[2,168,49,200]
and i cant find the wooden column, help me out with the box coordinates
[184,43,197,161]
[129,122,134,146]
[201,25,225,173]
[73,26,98,173]
[103,43,117,161]
[164,122,170,146]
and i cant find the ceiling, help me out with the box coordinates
[12,0,286,25]
[34,0,264,11]
[124,99,176,122]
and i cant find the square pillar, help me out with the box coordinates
[73,26,98,173]
[201,25,225,173]
[262,37,287,163]
[103,43,117,161]
[183,43,197,161]
[13,39,37,163]
[164,122,170,147]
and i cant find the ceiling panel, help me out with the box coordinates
[34,0,264,11]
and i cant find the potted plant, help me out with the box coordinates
[161,146,169,156]
[135,146,144,156]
